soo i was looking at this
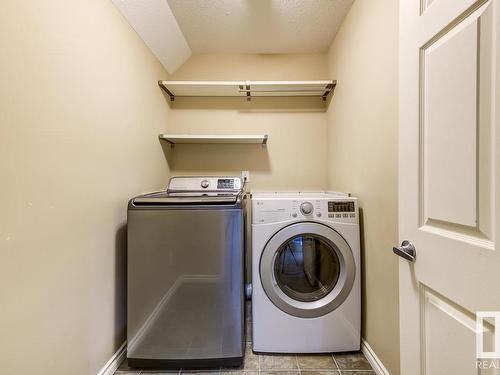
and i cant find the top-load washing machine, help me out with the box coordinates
[251,192,360,353]
[127,176,245,369]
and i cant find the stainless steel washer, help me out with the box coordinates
[127,176,245,369]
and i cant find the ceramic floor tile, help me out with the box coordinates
[337,372,375,375]
[221,372,258,375]
[297,354,337,370]
[260,371,300,375]
[333,352,372,371]
[140,369,181,373]
[300,371,341,375]
[259,354,298,371]
[243,344,260,371]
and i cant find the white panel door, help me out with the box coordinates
[399,0,500,374]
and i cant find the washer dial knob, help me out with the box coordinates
[200,179,209,189]
[300,202,314,215]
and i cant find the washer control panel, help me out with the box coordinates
[169,176,242,192]
[252,194,358,224]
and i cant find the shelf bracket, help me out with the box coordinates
[245,81,251,102]
[322,81,337,101]
[158,135,175,148]
[158,80,175,101]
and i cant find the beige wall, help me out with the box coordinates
[326,0,400,374]
[166,53,329,191]
[0,1,400,373]
[0,1,170,374]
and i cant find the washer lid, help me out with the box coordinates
[260,222,355,318]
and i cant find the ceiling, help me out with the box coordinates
[112,0,192,73]
[167,0,354,54]
[112,0,354,73]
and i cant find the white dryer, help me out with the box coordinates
[251,192,360,353]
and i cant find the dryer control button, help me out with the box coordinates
[292,213,298,218]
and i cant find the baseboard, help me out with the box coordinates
[97,340,127,375]
[361,338,391,375]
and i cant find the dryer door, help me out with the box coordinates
[260,222,355,318]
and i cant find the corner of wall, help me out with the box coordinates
[324,0,400,374]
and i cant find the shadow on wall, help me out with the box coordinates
[158,96,328,174]
[160,141,271,173]
[166,96,327,113]
[114,223,128,349]
[358,207,367,338]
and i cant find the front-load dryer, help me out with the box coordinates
[251,192,360,353]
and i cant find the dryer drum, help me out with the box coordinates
[274,234,341,303]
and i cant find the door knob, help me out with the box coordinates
[393,240,416,262]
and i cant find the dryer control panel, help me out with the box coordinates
[252,193,358,225]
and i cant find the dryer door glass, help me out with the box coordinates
[274,234,340,302]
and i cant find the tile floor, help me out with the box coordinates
[115,303,373,375]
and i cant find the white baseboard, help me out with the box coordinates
[97,340,127,375]
[361,338,391,375]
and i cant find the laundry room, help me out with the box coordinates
[4,0,496,375]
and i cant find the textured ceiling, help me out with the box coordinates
[167,0,355,54]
